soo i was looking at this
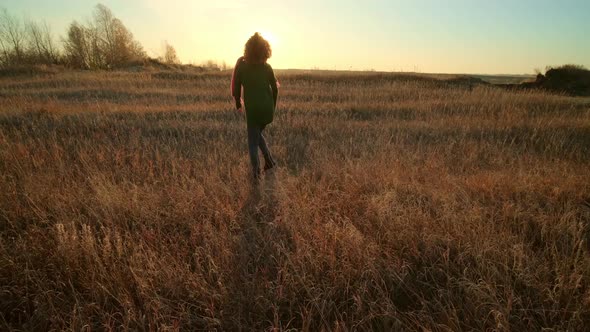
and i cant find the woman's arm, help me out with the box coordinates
[268,64,278,108]
[231,57,244,110]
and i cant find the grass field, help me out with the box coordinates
[1,69,589,331]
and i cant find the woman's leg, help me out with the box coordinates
[258,126,275,169]
[247,124,262,178]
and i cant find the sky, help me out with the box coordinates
[2,0,590,74]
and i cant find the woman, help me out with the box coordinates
[231,32,279,180]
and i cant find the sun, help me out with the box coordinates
[258,31,278,46]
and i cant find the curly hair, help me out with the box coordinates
[244,32,272,64]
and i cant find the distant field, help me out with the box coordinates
[471,74,535,85]
[276,69,534,85]
[1,69,589,331]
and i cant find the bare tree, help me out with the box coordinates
[0,31,9,67]
[63,21,90,68]
[40,21,59,63]
[0,8,26,65]
[163,41,179,64]
[26,19,44,62]
[112,17,145,64]
[0,4,146,69]
[92,4,114,66]
[204,59,220,71]
[92,4,144,68]
[25,19,59,64]
[86,20,106,69]
[63,4,145,69]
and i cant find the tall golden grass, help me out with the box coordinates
[1,70,589,330]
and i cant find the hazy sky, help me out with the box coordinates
[3,0,590,74]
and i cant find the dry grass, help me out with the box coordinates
[1,70,589,331]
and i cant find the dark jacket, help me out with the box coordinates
[231,57,278,126]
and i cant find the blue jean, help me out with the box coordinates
[247,124,275,178]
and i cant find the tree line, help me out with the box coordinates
[0,4,179,69]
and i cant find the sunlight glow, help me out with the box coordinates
[258,31,278,47]
[2,0,588,73]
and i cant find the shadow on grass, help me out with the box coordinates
[224,171,297,329]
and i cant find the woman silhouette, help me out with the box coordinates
[231,32,279,181]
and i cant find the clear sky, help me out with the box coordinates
[3,0,590,74]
